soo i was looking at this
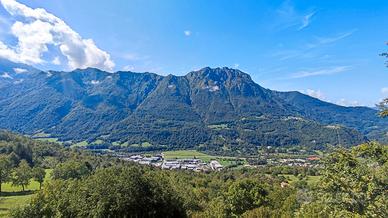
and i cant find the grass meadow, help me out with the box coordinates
[0,169,52,217]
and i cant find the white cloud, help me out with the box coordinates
[273,29,356,61]
[1,72,12,79]
[382,87,388,97]
[336,98,360,107]
[291,66,351,79]
[307,30,357,49]
[276,1,316,31]
[184,30,191,36]
[121,53,143,61]
[304,89,325,100]
[233,63,239,69]
[13,67,27,73]
[123,65,135,71]
[0,41,19,61]
[302,89,361,106]
[272,49,317,61]
[0,0,115,71]
[298,12,316,30]
[317,30,356,44]
[52,56,61,65]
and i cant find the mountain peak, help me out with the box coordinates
[187,67,252,83]
[0,61,386,150]
[72,67,108,74]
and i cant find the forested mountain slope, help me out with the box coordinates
[1,59,386,152]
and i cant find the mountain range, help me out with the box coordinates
[0,58,386,154]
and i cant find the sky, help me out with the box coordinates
[0,0,387,106]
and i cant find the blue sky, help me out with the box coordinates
[0,0,387,106]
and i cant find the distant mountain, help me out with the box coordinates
[0,58,40,91]
[0,59,40,78]
[0,59,386,154]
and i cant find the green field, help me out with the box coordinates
[163,150,215,162]
[118,141,153,148]
[280,174,322,186]
[141,142,152,147]
[208,124,229,130]
[0,169,52,217]
[162,150,244,167]
[32,132,51,138]
[71,140,89,148]
[92,139,104,145]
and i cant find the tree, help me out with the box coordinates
[381,42,388,67]
[12,160,32,192]
[0,155,12,193]
[12,142,33,165]
[32,167,46,190]
[299,143,387,217]
[225,179,269,216]
[378,98,388,118]
[52,160,91,180]
[379,42,388,117]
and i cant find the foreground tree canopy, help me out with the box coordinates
[298,142,387,217]
[13,167,186,217]
[10,141,387,218]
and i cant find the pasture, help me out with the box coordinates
[0,169,52,217]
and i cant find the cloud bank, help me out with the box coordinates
[0,0,115,71]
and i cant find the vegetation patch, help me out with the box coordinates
[141,142,152,147]
[121,141,129,147]
[71,140,88,147]
[32,132,51,138]
[35,137,62,144]
[111,141,120,146]
[91,139,104,145]
[208,124,229,130]
[163,150,215,162]
[162,150,241,165]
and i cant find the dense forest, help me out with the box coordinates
[0,131,386,217]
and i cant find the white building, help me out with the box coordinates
[210,160,223,171]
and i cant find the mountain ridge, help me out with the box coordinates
[0,59,386,154]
